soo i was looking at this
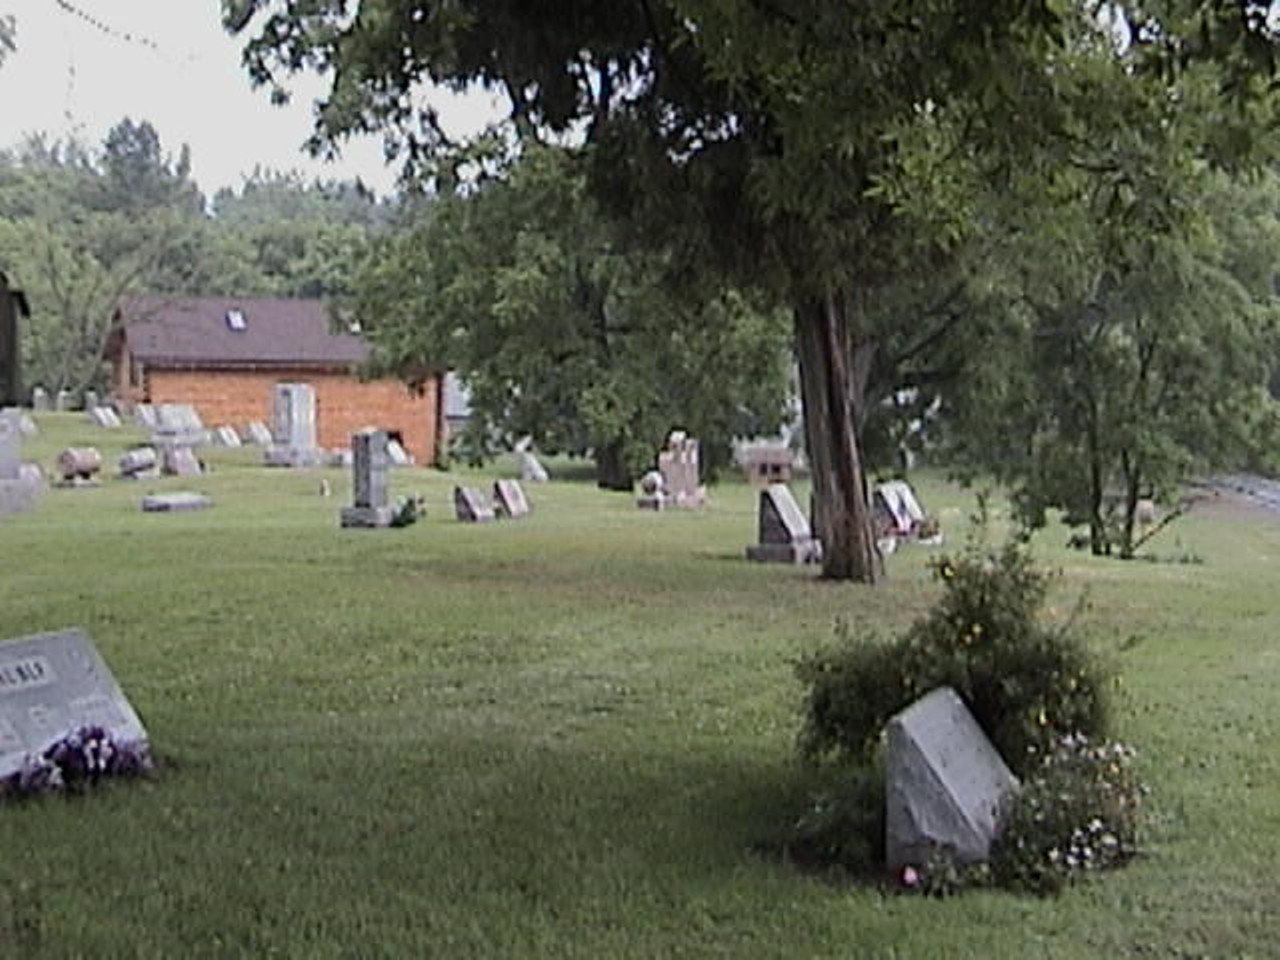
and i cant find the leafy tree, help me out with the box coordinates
[231,0,1280,580]
[353,146,791,486]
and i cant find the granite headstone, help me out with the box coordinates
[745,483,822,564]
[454,485,496,523]
[493,479,530,518]
[0,628,151,781]
[884,687,1018,870]
[340,429,395,528]
[141,492,212,513]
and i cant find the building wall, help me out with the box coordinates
[143,367,442,464]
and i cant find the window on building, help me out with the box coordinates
[226,309,247,331]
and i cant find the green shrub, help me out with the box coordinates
[796,539,1112,777]
[990,734,1145,895]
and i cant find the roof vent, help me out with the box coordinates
[226,309,247,332]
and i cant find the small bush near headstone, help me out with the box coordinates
[785,533,1145,896]
[796,537,1111,776]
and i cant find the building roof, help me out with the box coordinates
[113,296,368,368]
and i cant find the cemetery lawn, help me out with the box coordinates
[3,414,1279,959]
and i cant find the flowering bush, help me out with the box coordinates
[796,538,1112,777]
[0,726,152,801]
[990,734,1145,895]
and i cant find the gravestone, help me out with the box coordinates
[5,408,37,437]
[454,485,496,523]
[658,430,706,508]
[118,447,159,479]
[0,410,17,480]
[83,389,99,411]
[0,628,151,781]
[55,447,102,485]
[0,411,39,516]
[31,387,50,411]
[243,421,273,446]
[884,687,1018,871]
[635,469,666,511]
[88,406,121,429]
[340,429,395,528]
[214,426,242,448]
[152,404,206,449]
[133,404,158,429]
[745,483,823,564]
[493,479,530,518]
[265,383,321,466]
[142,492,212,513]
[55,388,73,411]
[161,445,201,477]
[386,438,412,466]
[517,450,549,483]
[741,445,794,485]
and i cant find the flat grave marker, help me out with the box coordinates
[141,492,212,513]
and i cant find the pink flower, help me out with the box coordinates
[901,866,920,888]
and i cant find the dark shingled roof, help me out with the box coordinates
[115,296,368,368]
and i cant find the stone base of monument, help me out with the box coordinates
[264,445,326,468]
[636,494,666,510]
[745,540,823,564]
[340,505,397,528]
[142,492,212,512]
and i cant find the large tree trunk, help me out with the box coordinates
[795,291,880,583]
[595,438,634,491]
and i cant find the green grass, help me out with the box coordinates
[2,413,1279,958]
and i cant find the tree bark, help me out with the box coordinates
[795,291,880,583]
[595,438,634,491]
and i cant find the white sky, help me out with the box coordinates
[1,1,502,197]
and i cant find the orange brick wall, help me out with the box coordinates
[141,367,442,464]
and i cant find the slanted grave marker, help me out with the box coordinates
[884,686,1018,871]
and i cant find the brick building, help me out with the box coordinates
[106,296,445,464]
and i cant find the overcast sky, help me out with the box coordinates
[1,1,499,197]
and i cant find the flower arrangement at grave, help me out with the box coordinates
[785,525,1148,896]
[1,725,152,801]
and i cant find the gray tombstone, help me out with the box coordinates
[518,450,549,483]
[0,628,151,781]
[55,388,73,412]
[265,384,320,466]
[0,410,17,480]
[493,479,530,518]
[635,469,666,511]
[161,445,202,477]
[746,483,823,564]
[152,404,206,448]
[243,421,273,446]
[133,404,158,429]
[5,408,37,437]
[31,387,50,412]
[386,438,412,467]
[214,426,242,448]
[83,389,99,411]
[0,411,38,516]
[118,447,159,479]
[141,492,212,513]
[884,687,1019,871]
[454,485,496,523]
[340,429,395,528]
[88,406,120,429]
